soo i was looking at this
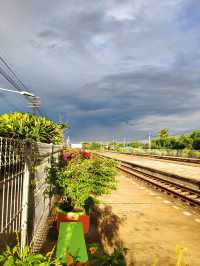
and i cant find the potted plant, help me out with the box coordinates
[47,153,118,235]
[55,159,92,234]
[55,203,90,234]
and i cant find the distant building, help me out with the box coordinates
[71,143,83,149]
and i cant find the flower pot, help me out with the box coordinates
[56,208,90,234]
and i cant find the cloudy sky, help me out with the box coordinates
[0,0,200,142]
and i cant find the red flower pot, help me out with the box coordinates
[56,211,90,234]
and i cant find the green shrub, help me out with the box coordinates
[90,247,127,266]
[0,112,68,144]
[53,156,118,209]
[88,156,118,195]
[56,160,92,209]
[0,236,60,265]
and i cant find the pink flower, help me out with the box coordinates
[63,152,71,161]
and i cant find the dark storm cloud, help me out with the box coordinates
[69,67,200,129]
[0,0,200,141]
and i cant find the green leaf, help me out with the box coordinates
[0,112,68,144]
[0,255,5,262]
[4,256,14,266]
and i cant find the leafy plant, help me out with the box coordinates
[90,247,127,266]
[0,236,61,266]
[48,155,118,210]
[56,159,92,209]
[175,245,187,266]
[0,112,68,144]
[88,156,118,196]
[45,156,64,198]
[82,142,101,151]
[84,196,100,215]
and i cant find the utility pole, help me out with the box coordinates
[66,136,70,147]
[58,113,66,143]
[123,138,126,148]
[112,137,115,150]
[0,87,40,115]
[29,96,40,115]
[148,133,151,150]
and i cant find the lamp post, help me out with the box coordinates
[0,87,40,114]
[148,132,151,150]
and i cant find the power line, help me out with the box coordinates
[0,55,28,92]
[0,54,44,116]
[0,65,23,92]
[0,65,37,112]
[0,56,42,113]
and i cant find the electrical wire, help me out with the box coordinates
[0,55,27,92]
[0,64,37,113]
[0,65,23,92]
[0,54,47,116]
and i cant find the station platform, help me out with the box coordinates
[100,152,200,182]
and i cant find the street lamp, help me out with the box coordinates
[0,87,35,97]
[0,87,40,114]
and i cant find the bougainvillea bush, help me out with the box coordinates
[48,152,118,210]
[62,148,92,164]
[0,112,68,144]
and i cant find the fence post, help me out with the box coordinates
[21,140,31,249]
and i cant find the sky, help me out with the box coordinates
[0,0,200,142]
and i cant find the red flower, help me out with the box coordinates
[82,151,91,159]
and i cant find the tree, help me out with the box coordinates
[191,130,200,150]
[128,141,143,148]
[159,128,169,139]
[82,143,90,150]
[153,128,170,149]
[178,135,192,149]
[89,142,101,150]
[191,130,200,138]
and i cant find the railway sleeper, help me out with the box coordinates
[120,166,200,207]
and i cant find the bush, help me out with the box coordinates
[0,112,68,144]
[88,156,118,195]
[90,246,127,266]
[62,148,91,164]
[53,156,118,209]
[56,160,92,209]
[0,236,60,265]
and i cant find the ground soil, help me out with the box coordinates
[87,172,200,266]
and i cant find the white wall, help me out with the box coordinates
[71,143,83,149]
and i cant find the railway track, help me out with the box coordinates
[115,151,200,166]
[98,153,200,208]
[119,161,200,207]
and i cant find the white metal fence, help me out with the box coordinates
[0,137,25,249]
[0,137,62,250]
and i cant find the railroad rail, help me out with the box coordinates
[108,151,200,166]
[99,154,200,208]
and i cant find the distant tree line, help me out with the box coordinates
[83,128,200,151]
[150,129,200,150]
